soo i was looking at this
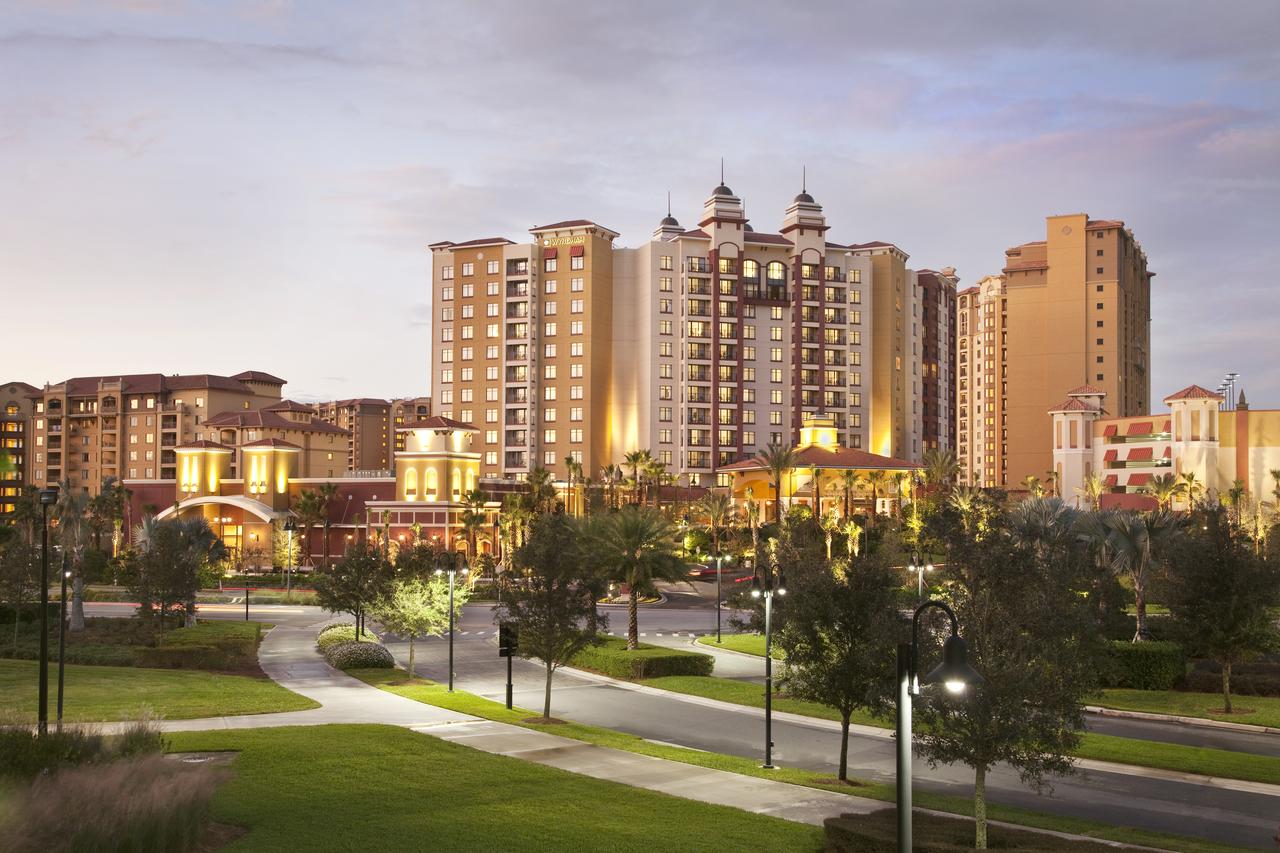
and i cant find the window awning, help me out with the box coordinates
[570,245,585,257]
[1103,449,1118,462]
[1127,446,1153,461]
[1127,421,1153,435]
[1104,474,1118,486]
[1128,472,1153,486]
[1161,419,1171,433]
[1163,446,1171,458]
[1103,424,1118,437]
[543,247,558,259]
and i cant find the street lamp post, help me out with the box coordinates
[57,557,70,731]
[37,486,58,737]
[714,551,725,644]
[750,564,786,769]
[283,518,298,596]
[896,600,984,853]
[436,556,469,693]
[907,551,934,599]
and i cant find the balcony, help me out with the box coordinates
[687,343,711,361]
[505,367,528,383]
[505,388,528,404]
[506,304,529,319]
[687,409,710,426]
[505,430,528,445]
[506,345,528,361]
[718,344,738,361]
[687,258,710,274]
[504,451,528,468]
[687,388,711,404]
[744,284,788,302]
[687,279,712,296]
[506,282,529,297]
[687,301,711,318]
[717,258,737,275]
[505,412,528,426]
[506,260,530,276]
[687,366,711,382]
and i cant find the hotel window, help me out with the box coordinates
[570,407,583,421]
[461,325,473,339]
[544,407,557,422]
[441,266,454,280]
[146,397,155,409]
[571,277,584,292]
[659,429,672,444]
[851,392,861,406]
[571,255,584,270]
[770,326,782,341]
[545,257,557,272]
[743,388,755,403]
[570,364,583,377]
[770,347,782,362]
[659,299,672,314]
[850,288,862,303]
[1096,373,1104,381]
[1096,338,1104,345]
[743,346,756,360]
[544,387,557,401]
[145,468,153,478]
[659,277,672,292]
[461,262,474,276]
[545,280,557,294]
[570,321,584,335]
[485,451,498,465]
[487,323,499,338]
[659,320,672,335]
[442,307,454,323]
[659,363,672,378]
[544,322,557,336]
[460,368,472,381]
[851,352,862,366]
[460,389,473,403]
[487,282,499,296]
[1096,320,1104,328]
[570,386,583,399]
[441,369,453,383]
[487,260,499,274]
[487,345,499,359]
[771,307,783,320]
[743,410,755,424]
[743,259,758,278]
[659,385,672,400]
[770,390,783,405]
[462,283,473,297]
[769,411,782,425]
[130,398,138,410]
[543,450,556,465]
[543,429,556,443]
[851,310,862,325]
[659,407,672,422]
[1096,356,1104,363]
[545,300,557,315]
[660,255,673,271]
[486,386,499,399]
[486,430,499,444]
[570,299,584,314]
[659,342,672,357]
[570,429,583,443]
[743,324,755,339]
[461,304,473,318]
[544,365,557,379]
[770,368,782,382]
[1096,267,1104,274]
[129,451,137,461]
[487,303,499,316]
[544,344,557,359]
[570,342,584,357]
[743,367,755,381]
[440,390,453,404]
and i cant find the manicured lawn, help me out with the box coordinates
[695,633,782,659]
[0,659,318,722]
[1095,689,1280,729]
[641,675,1280,787]
[165,724,823,852]
[352,669,1249,853]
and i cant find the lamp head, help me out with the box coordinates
[283,518,297,533]
[923,633,984,694]
[776,572,787,596]
[39,487,59,506]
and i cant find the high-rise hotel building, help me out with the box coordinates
[430,182,934,487]
[956,214,1152,488]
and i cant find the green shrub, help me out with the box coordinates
[0,754,226,853]
[1101,640,1185,690]
[316,625,381,651]
[569,636,713,680]
[0,725,108,781]
[0,603,60,625]
[134,645,229,670]
[323,641,394,670]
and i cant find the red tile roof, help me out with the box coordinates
[719,445,920,472]
[1067,384,1105,396]
[744,232,791,246]
[231,370,286,384]
[678,229,710,239]
[530,219,617,235]
[263,399,318,413]
[44,373,264,398]
[1086,219,1124,229]
[204,409,349,434]
[398,416,477,431]
[448,237,515,249]
[1049,397,1099,413]
[1126,421,1154,435]
[3,381,39,393]
[848,240,896,250]
[1127,446,1153,461]
[243,438,301,450]
[1163,384,1224,402]
[174,440,233,452]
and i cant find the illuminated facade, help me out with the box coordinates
[1,381,37,516]
[955,275,1008,486]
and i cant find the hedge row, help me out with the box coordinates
[569,637,713,680]
[0,604,60,625]
[316,624,380,651]
[1101,640,1186,690]
[322,641,394,670]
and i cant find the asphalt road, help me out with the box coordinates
[85,598,1280,848]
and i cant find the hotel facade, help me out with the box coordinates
[429,182,943,487]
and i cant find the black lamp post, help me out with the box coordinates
[907,551,934,599]
[57,556,70,731]
[436,554,469,693]
[714,551,725,644]
[283,517,298,595]
[896,600,984,852]
[750,563,786,769]
[37,486,58,736]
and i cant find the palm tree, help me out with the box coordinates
[172,515,228,627]
[1021,475,1044,498]
[865,470,888,525]
[644,458,668,511]
[842,519,864,558]
[1142,473,1184,512]
[623,450,652,506]
[921,448,960,494]
[1044,469,1061,499]
[563,456,583,516]
[743,498,762,564]
[54,480,90,632]
[587,506,687,649]
[694,492,736,561]
[820,510,843,561]
[317,481,339,568]
[756,444,796,524]
[1007,496,1078,560]
[1226,480,1247,527]
[1076,473,1106,510]
[293,489,325,568]
[891,471,912,519]
[1105,510,1181,641]
[1270,469,1280,505]
[89,476,129,556]
[600,464,623,510]
[525,467,557,515]
[838,469,862,520]
[459,488,488,558]
[949,485,983,537]
[1178,471,1204,509]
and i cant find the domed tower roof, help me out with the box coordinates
[660,214,680,227]
[712,183,733,197]
[793,191,815,204]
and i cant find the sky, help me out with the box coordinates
[2,0,1278,404]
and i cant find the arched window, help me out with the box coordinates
[452,469,462,497]
[404,468,418,499]
[425,468,439,500]
[766,261,785,282]
[742,259,759,280]
[465,469,476,492]
[3,404,17,415]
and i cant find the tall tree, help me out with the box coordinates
[1165,507,1279,713]
[1076,473,1106,510]
[756,444,796,525]
[373,574,467,680]
[313,542,393,640]
[776,552,901,781]
[292,489,326,568]
[1103,510,1181,641]
[865,470,888,526]
[587,505,687,650]
[623,450,652,506]
[53,480,90,632]
[921,448,960,495]
[915,520,1105,849]
[1179,471,1204,508]
[496,514,605,719]
[694,492,736,562]
[525,467,558,515]
[1142,473,1185,512]
[317,482,340,568]
[459,488,489,557]
[838,469,862,520]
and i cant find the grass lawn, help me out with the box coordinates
[351,669,1249,853]
[695,633,783,659]
[165,724,823,852]
[1095,689,1280,729]
[640,675,1280,786]
[0,659,318,723]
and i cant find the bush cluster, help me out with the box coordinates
[316,624,380,651]
[0,715,165,782]
[569,637,713,680]
[322,640,394,670]
[0,603,60,625]
[1101,640,1186,690]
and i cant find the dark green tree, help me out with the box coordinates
[313,542,393,640]
[1165,507,1279,713]
[585,505,686,649]
[496,514,605,719]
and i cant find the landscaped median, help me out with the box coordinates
[569,636,713,679]
[349,668,1249,853]
[163,724,824,853]
[696,632,782,659]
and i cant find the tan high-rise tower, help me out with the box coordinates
[999,213,1152,489]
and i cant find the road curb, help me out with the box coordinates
[1086,705,1280,735]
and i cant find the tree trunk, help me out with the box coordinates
[838,709,851,782]
[70,574,85,632]
[974,764,988,849]
[408,636,416,681]
[1222,662,1233,714]
[543,661,554,719]
[1132,574,1147,642]
[323,522,331,568]
[627,587,639,651]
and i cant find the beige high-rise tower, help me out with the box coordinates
[998,213,1152,489]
